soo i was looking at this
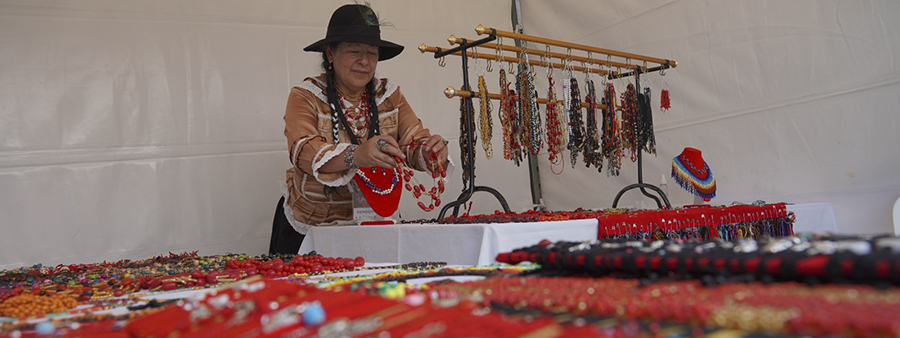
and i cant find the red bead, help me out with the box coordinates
[205,272,219,284]
[144,278,163,290]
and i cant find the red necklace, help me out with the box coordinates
[337,91,369,140]
[393,146,446,212]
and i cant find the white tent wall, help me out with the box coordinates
[522,1,900,234]
[0,0,524,270]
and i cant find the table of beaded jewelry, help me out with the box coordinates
[3,233,900,337]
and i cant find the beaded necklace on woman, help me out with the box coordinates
[323,58,380,147]
[336,89,371,140]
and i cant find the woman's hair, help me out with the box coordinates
[322,43,380,143]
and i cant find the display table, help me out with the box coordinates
[298,203,835,266]
[297,219,599,265]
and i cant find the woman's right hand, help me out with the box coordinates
[353,136,406,168]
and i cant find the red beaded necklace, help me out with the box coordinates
[394,145,446,212]
[337,90,369,140]
[544,75,565,174]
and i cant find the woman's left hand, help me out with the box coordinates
[422,135,450,172]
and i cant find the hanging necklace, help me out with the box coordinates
[459,89,476,186]
[477,75,494,159]
[567,77,585,168]
[583,79,603,171]
[514,65,531,158]
[620,82,638,162]
[544,75,566,173]
[498,68,522,166]
[393,148,446,212]
[639,87,657,155]
[602,82,622,176]
[525,68,542,156]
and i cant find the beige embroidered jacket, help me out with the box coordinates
[284,75,434,230]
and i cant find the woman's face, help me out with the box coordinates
[327,42,379,95]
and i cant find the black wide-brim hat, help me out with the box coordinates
[304,4,404,61]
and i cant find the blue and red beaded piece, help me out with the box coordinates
[355,168,399,195]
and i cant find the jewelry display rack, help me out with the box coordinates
[429,31,511,219]
[421,25,676,217]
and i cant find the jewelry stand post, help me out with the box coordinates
[433,34,511,219]
[610,71,671,209]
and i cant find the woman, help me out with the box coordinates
[269,4,451,254]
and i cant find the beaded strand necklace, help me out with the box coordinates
[515,65,532,158]
[544,75,566,173]
[498,69,522,166]
[336,91,370,141]
[620,82,639,162]
[562,78,572,157]
[566,78,585,168]
[477,75,493,159]
[583,79,603,171]
[601,82,622,176]
[638,87,657,155]
[458,93,476,186]
[355,167,399,195]
[525,68,543,156]
[394,149,446,212]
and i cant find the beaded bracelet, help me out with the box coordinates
[344,144,359,169]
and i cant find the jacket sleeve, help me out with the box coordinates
[284,86,355,187]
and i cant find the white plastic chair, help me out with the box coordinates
[894,195,900,235]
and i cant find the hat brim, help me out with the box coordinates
[304,35,404,61]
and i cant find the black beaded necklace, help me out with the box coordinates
[567,78,585,168]
[583,79,603,171]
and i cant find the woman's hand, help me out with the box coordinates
[354,136,405,168]
[422,135,450,172]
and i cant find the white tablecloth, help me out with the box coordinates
[297,203,836,266]
[297,219,599,266]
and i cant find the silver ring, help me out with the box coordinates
[442,140,449,146]
[376,139,387,150]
